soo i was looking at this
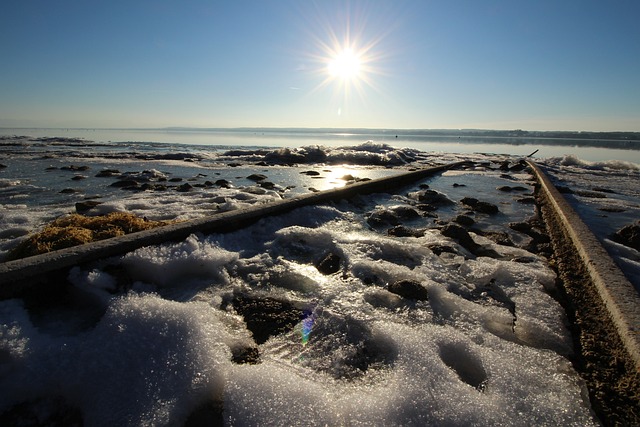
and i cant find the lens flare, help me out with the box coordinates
[300,309,316,346]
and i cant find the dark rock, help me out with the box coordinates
[71,175,86,181]
[227,293,304,344]
[461,197,499,214]
[61,165,89,171]
[95,169,120,177]
[393,205,422,220]
[366,206,420,227]
[509,222,532,233]
[316,253,341,275]
[454,215,475,227]
[0,163,6,169]
[516,197,536,204]
[301,170,321,176]
[414,203,438,212]
[259,181,276,189]
[476,230,514,247]
[441,223,480,254]
[611,222,640,251]
[231,346,260,364]
[387,225,425,237]
[408,189,454,206]
[427,244,458,256]
[110,180,139,188]
[509,162,527,172]
[214,179,231,188]
[177,183,193,192]
[45,166,58,171]
[59,188,77,194]
[168,177,183,182]
[453,183,466,188]
[388,279,429,301]
[247,173,268,181]
[75,200,102,214]
[512,256,537,263]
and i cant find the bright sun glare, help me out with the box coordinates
[328,48,361,80]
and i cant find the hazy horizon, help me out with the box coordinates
[2,1,639,132]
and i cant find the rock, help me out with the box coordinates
[316,253,341,275]
[214,179,232,188]
[59,188,77,194]
[453,183,466,187]
[366,206,421,227]
[231,346,260,364]
[388,279,429,301]
[476,230,514,247]
[427,244,458,256]
[461,197,499,214]
[611,222,640,251]
[454,215,475,227]
[227,293,304,344]
[516,197,536,204]
[61,165,89,171]
[168,177,183,182]
[95,169,120,177]
[110,179,139,188]
[407,189,454,206]
[75,201,102,214]
[441,223,480,253]
[259,181,276,189]
[387,225,424,237]
[177,183,193,192]
[247,173,268,181]
[0,163,6,169]
[301,170,321,176]
[71,175,86,181]
[509,222,532,233]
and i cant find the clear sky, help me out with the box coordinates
[1,0,639,131]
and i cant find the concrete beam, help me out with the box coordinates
[528,160,640,370]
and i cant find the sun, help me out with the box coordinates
[328,48,362,80]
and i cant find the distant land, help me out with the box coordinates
[163,127,640,142]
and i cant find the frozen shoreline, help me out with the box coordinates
[1,135,639,425]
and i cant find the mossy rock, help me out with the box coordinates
[7,212,171,260]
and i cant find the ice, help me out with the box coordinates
[0,294,245,426]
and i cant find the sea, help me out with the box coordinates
[0,128,639,425]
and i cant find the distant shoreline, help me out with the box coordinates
[2,126,639,142]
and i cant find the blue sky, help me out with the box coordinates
[1,0,638,131]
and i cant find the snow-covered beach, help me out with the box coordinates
[1,131,639,425]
